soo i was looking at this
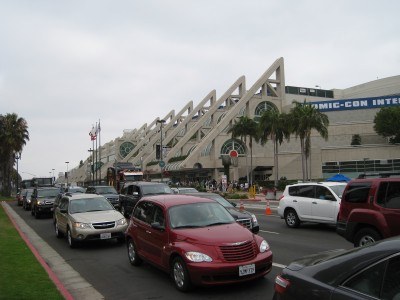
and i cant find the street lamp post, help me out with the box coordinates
[65,161,69,187]
[88,148,94,185]
[15,153,21,194]
[156,119,166,182]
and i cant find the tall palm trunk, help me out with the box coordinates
[274,138,279,188]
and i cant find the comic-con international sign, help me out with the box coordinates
[312,94,400,112]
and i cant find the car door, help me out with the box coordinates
[311,186,338,223]
[294,185,314,220]
[145,205,168,268]
[56,198,69,233]
[378,182,400,237]
[132,201,155,260]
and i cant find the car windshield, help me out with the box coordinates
[178,188,199,194]
[169,202,235,229]
[95,186,118,195]
[142,184,174,195]
[69,197,114,214]
[38,189,59,197]
[196,194,233,207]
[330,184,347,198]
[67,187,86,193]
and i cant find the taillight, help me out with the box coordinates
[278,195,285,201]
[274,275,290,294]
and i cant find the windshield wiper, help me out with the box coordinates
[174,225,203,229]
[207,222,232,226]
[85,209,104,212]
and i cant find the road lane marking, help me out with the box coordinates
[260,230,280,234]
[272,262,286,268]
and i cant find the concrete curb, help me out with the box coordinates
[1,201,104,300]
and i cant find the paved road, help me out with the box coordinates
[9,201,353,299]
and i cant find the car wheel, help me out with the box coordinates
[67,228,77,248]
[284,209,300,228]
[171,256,192,292]
[55,222,64,238]
[127,239,142,266]
[354,228,381,247]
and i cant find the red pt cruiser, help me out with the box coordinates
[125,194,273,291]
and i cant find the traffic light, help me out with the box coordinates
[156,144,161,160]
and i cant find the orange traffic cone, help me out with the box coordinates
[239,200,244,211]
[265,199,271,215]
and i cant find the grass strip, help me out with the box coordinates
[0,201,64,300]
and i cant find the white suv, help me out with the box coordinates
[277,182,347,228]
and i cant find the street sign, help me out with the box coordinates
[159,160,165,168]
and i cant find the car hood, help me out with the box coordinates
[71,210,124,223]
[173,222,254,246]
[225,207,251,219]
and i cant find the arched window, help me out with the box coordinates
[220,139,246,156]
[254,101,278,117]
[119,142,135,158]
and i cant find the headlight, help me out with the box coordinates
[185,252,212,262]
[259,240,270,253]
[116,218,127,226]
[251,213,258,224]
[73,222,91,229]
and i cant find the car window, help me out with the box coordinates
[382,255,400,300]
[315,186,334,200]
[296,185,315,198]
[133,201,154,224]
[343,182,371,203]
[59,198,69,210]
[153,205,165,226]
[343,259,385,298]
[377,182,400,209]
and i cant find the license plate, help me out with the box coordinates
[239,264,255,276]
[100,233,111,239]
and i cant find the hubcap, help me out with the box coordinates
[360,235,375,246]
[287,213,295,225]
[173,262,184,288]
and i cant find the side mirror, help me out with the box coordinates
[151,222,165,231]
[326,194,335,201]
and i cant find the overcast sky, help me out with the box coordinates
[1,0,399,180]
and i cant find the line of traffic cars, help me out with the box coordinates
[16,181,274,292]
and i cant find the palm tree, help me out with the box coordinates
[227,116,258,186]
[0,113,29,196]
[289,101,329,181]
[258,109,290,188]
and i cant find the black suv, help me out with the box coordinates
[119,182,174,217]
[31,187,60,218]
[85,185,120,209]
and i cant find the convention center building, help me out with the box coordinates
[65,57,400,185]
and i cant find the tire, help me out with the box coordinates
[284,209,300,228]
[55,222,64,238]
[67,228,77,248]
[127,239,142,266]
[354,228,381,247]
[171,256,192,292]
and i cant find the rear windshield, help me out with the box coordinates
[343,182,371,203]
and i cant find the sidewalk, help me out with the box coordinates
[228,193,280,210]
[1,201,104,300]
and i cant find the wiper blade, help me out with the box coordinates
[207,222,231,226]
[85,209,103,212]
[174,225,203,229]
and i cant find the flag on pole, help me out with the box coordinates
[89,125,97,141]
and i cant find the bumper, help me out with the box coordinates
[36,205,54,214]
[186,251,273,286]
[336,221,354,243]
[251,225,260,234]
[71,225,128,241]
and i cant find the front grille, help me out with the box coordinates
[92,221,115,229]
[236,218,252,229]
[219,240,257,262]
